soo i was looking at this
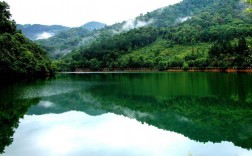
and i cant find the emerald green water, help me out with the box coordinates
[1,72,252,155]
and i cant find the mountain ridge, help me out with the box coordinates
[17,21,107,41]
[17,24,70,40]
[55,0,252,71]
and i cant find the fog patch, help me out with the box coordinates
[176,16,191,23]
[121,19,153,31]
[36,32,54,40]
[38,101,55,108]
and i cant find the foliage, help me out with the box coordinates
[26,0,249,70]
[36,22,118,59]
[244,0,252,12]
[81,21,106,31]
[208,37,252,69]
[0,1,54,76]
[49,0,252,71]
[0,98,40,154]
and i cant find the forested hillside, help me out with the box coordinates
[36,21,107,59]
[55,0,252,71]
[0,1,54,76]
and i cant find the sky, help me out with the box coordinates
[4,111,251,155]
[4,0,182,27]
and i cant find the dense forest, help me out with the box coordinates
[36,22,122,59]
[0,1,54,77]
[51,0,252,71]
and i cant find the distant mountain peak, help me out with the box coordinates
[82,21,106,31]
[17,24,70,40]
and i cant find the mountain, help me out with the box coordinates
[17,24,70,40]
[36,26,95,59]
[39,0,234,57]
[82,21,106,31]
[0,1,54,76]
[55,0,252,71]
[35,22,124,59]
[36,16,168,59]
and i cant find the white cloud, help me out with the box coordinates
[176,16,191,23]
[36,32,54,40]
[121,19,153,31]
[5,0,182,27]
[3,111,251,156]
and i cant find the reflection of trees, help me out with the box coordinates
[89,91,252,149]
[0,98,40,154]
[207,73,252,102]
[24,73,252,150]
[39,85,252,149]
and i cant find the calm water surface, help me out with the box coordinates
[0,72,252,156]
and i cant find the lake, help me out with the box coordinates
[1,72,252,156]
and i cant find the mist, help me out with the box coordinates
[176,16,191,23]
[36,32,54,40]
[121,19,153,31]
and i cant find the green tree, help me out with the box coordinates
[244,0,252,12]
[183,62,189,70]
[89,58,101,71]
[0,1,54,76]
[0,1,15,33]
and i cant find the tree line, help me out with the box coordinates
[56,0,252,71]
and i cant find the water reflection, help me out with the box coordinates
[0,98,40,153]
[1,72,252,155]
[3,111,251,156]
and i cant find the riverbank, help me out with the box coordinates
[70,68,252,73]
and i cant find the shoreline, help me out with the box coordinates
[60,68,252,73]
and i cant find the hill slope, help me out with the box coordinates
[36,21,109,59]
[0,2,54,76]
[56,0,252,71]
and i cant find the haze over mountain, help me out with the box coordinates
[17,21,106,41]
[17,24,70,40]
[50,0,252,71]
[35,0,197,59]
[36,19,153,58]
[11,0,252,71]
[29,21,106,58]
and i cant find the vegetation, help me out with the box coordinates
[0,1,54,76]
[81,21,106,31]
[37,27,92,59]
[0,98,39,154]
[51,0,252,71]
[244,0,252,12]
[208,37,252,69]
[36,22,108,59]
